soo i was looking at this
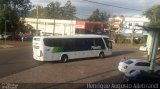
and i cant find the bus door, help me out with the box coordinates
[103,38,112,55]
[90,38,104,57]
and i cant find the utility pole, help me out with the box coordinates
[53,19,55,36]
[5,20,9,45]
[149,31,160,72]
[36,5,39,35]
[139,25,160,72]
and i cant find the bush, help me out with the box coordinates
[139,35,147,44]
[115,34,147,44]
[115,34,130,44]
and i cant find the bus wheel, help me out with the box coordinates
[61,55,68,63]
[99,52,105,58]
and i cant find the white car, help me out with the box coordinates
[0,34,10,39]
[139,45,160,52]
[0,35,2,39]
[139,45,147,51]
[118,59,160,76]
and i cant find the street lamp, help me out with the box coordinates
[5,20,9,44]
[36,5,39,36]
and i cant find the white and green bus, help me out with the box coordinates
[32,35,112,62]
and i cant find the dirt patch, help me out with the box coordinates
[0,41,31,48]
[113,44,140,49]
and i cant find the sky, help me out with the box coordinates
[30,0,160,18]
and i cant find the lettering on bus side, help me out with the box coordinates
[91,46,101,50]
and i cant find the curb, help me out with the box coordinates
[0,45,14,48]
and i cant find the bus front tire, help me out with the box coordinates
[99,52,105,58]
[61,55,68,63]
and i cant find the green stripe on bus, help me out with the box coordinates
[52,47,64,53]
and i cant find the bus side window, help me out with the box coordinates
[93,40,97,46]
[91,38,105,49]
[92,38,99,46]
[44,38,52,47]
[95,38,105,49]
[85,38,92,50]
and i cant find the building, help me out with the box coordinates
[75,21,108,35]
[109,16,124,32]
[24,18,108,36]
[24,18,76,36]
[109,16,150,37]
[122,16,150,35]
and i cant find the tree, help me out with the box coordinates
[99,12,110,22]
[47,1,62,19]
[30,6,49,19]
[62,0,76,20]
[0,4,8,33]
[144,5,160,26]
[0,0,32,34]
[88,9,110,22]
[30,0,76,20]
[88,9,100,21]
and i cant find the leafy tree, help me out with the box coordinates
[88,9,100,21]
[30,0,76,20]
[62,0,76,19]
[88,9,110,22]
[99,12,110,22]
[31,6,49,19]
[0,0,32,34]
[144,5,160,26]
[47,1,63,19]
[0,4,7,33]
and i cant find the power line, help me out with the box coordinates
[84,0,143,12]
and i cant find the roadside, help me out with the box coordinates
[113,43,141,49]
[0,40,32,49]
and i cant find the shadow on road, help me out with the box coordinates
[76,73,125,89]
[0,60,45,78]
[112,50,135,57]
[44,57,103,64]
[15,69,122,89]
[9,72,159,89]
[66,50,135,63]
[38,69,124,89]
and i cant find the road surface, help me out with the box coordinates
[0,46,44,78]
[0,45,147,89]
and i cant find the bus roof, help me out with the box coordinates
[34,34,109,39]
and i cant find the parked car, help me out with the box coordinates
[3,35,10,39]
[118,59,160,76]
[139,44,147,51]
[123,70,160,84]
[0,35,2,40]
[0,34,10,40]
[6,35,14,40]
[23,35,33,41]
[139,44,160,51]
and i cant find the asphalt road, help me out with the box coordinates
[0,46,139,78]
[0,45,147,89]
[0,46,44,78]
